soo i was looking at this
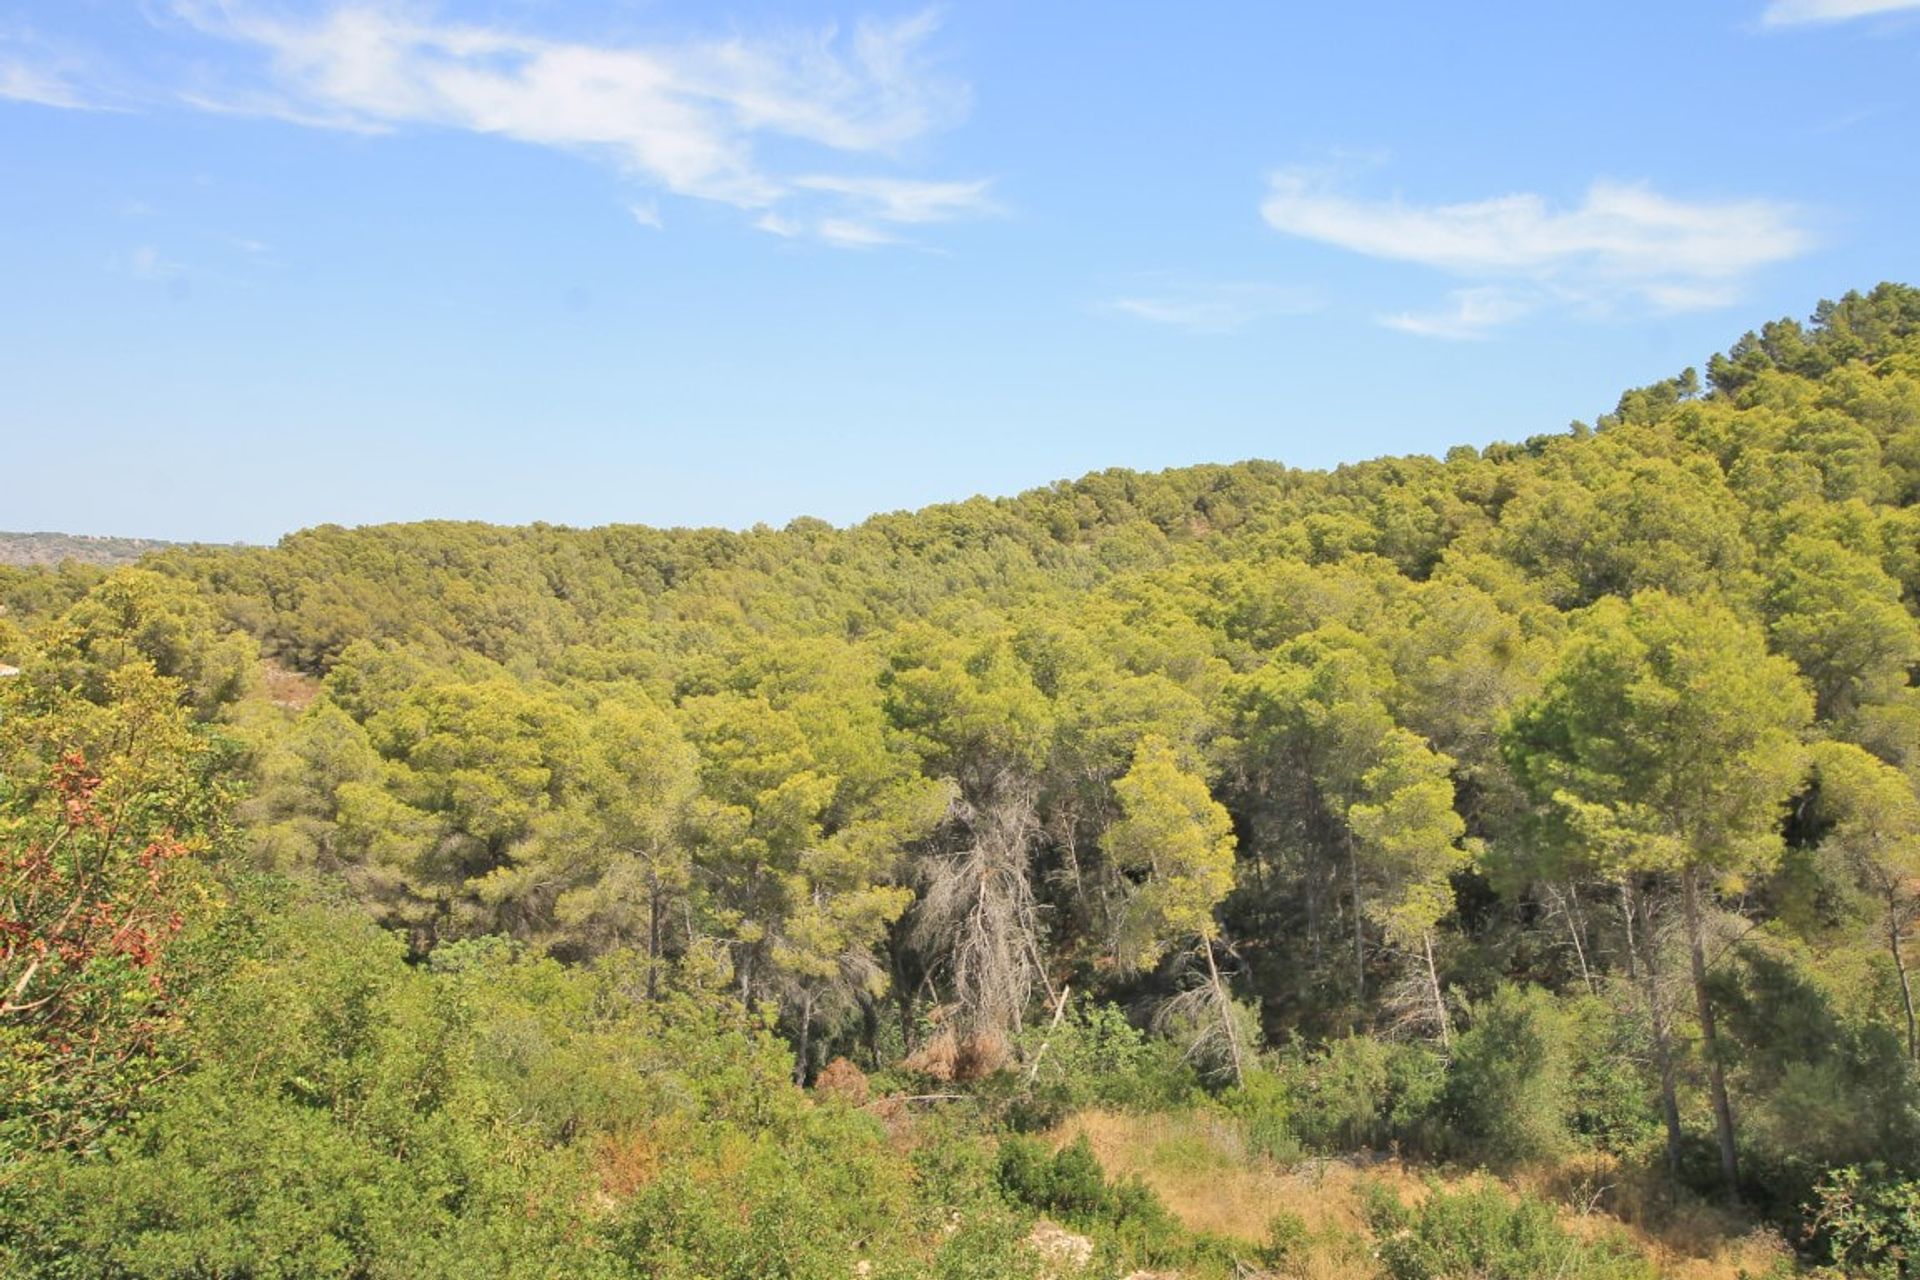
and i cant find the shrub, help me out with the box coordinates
[1563,996,1661,1156]
[1364,1180,1656,1280]
[1008,999,1199,1128]
[1223,1067,1302,1164]
[1286,1036,1444,1154]
[994,1133,1176,1235]
[1807,1164,1920,1279]
[1442,983,1572,1166]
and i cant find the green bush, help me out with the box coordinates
[1223,1067,1303,1164]
[1285,1036,1445,1154]
[1007,999,1200,1129]
[1563,997,1661,1156]
[1442,983,1572,1166]
[996,1133,1154,1223]
[1807,1164,1920,1279]
[1364,1180,1656,1280]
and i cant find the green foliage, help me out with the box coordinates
[1442,983,1572,1166]
[13,286,1920,1270]
[1282,1035,1446,1154]
[1363,1180,1657,1280]
[1807,1164,1920,1279]
[1,659,240,1160]
[1011,998,1198,1125]
[1104,734,1236,968]
[1714,946,1920,1203]
[994,1133,1241,1271]
[1505,589,1813,883]
[1222,1066,1302,1163]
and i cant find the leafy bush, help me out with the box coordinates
[1442,983,1572,1166]
[1563,996,1662,1156]
[1364,1180,1656,1280]
[1807,1164,1920,1279]
[1223,1067,1302,1164]
[1006,999,1199,1129]
[994,1133,1194,1262]
[1285,1036,1445,1153]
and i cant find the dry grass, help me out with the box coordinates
[258,660,320,712]
[1517,1151,1793,1280]
[1048,1110,1795,1280]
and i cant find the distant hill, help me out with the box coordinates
[0,531,189,567]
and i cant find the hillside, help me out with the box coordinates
[5,283,1920,1279]
[0,530,188,568]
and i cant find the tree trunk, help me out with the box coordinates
[1683,869,1740,1201]
[1025,984,1071,1084]
[793,990,814,1086]
[1628,880,1683,1179]
[1203,936,1245,1086]
[1422,930,1452,1052]
[1562,881,1596,996]
[645,871,663,1003]
[1890,890,1917,1063]
[1348,835,1366,1010]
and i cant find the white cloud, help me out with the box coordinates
[628,201,663,230]
[1107,280,1320,334]
[1761,0,1920,24]
[816,218,898,248]
[1262,168,1811,336]
[1381,287,1536,340]
[0,46,112,110]
[792,175,996,223]
[145,2,986,244]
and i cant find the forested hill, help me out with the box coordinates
[51,282,1917,681]
[0,530,190,568]
[6,283,1920,1279]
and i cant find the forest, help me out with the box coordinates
[5,284,1920,1278]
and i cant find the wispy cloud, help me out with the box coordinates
[0,57,89,108]
[1262,167,1811,336]
[817,217,899,248]
[0,26,121,112]
[1381,287,1536,340]
[793,175,996,223]
[12,3,991,247]
[1761,0,1920,25]
[1106,279,1320,334]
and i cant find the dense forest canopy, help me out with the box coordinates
[6,284,1920,1277]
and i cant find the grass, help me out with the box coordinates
[1047,1110,1795,1279]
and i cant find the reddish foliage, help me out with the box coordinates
[2,750,191,1023]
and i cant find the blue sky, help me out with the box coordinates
[2,0,1917,543]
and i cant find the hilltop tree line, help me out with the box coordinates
[5,284,1920,1277]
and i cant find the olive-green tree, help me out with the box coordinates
[1505,590,1812,1194]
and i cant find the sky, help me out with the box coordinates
[1,0,1917,544]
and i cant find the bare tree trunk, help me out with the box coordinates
[1619,882,1639,983]
[1889,891,1917,1063]
[793,990,814,1086]
[646,871,663,1002]
[1628,880,1683,1179]
[1025,984,1071,1084]
[1204,936,1246,1086]
[1683,869,1740,1201]
[1348,835,1366,1012]
[1558,880,1596,996]
[1422,930,1451,1052]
